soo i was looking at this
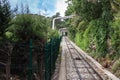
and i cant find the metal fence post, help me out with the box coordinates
[50,38,53,77]
[28,39,33,80]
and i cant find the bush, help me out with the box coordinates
[112,58,120,73]
[7,14,48,42]
[110,19,120,59]
[48,29,59,40]
[74,32,82,48]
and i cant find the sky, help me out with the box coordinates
[9,0,68,17]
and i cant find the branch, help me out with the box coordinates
[0,49,9,56]
[113,0,120,7]
[0,62,6,66]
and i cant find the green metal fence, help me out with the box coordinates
[10,40,45,80]
[0,36,62,80]
[45,36,62,80]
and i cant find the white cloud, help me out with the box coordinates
[9,0,68,17]
[55,0,68,17]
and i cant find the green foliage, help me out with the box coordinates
[77,20,87,31]
[7,14,49,42]
[68,25,76,40]
[112,58,120,78]
[112,58,120,73]
[33,15,48,38]
[0,1,60,79]
[65,2,74,16]
[5,31,13,39]
[65,0,114,58]
[74,20,95,51]
[48,29,59,39]
[94,19,108,57]
[74,32,83,48]
[110,18,120,56]
[0,0,12,37]
[8,14,34,40]
[94,0,113,57]
[72,0,103,21]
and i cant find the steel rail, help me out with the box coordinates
[65,37,82,80]
[64,50,68,80]
[65,37,103,80]
[65,38,97,80]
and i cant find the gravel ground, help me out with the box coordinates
[51,54,61,80]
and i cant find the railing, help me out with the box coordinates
[45,36,62,80]
[0,40,44,80]
[0,36,62,80]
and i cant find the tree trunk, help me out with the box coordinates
[6,58,10,80]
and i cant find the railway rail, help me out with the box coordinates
[64,37,104,80]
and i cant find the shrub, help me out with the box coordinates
[112,58,120,73]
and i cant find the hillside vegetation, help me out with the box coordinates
[65,0,120,78]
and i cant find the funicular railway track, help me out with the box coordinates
[64,37,104,80]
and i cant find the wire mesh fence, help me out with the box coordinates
[0,36,62,80]
[0,39,45,80]
[45,36,62,80]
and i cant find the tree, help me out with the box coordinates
[0,0,12,37]
[65,0,113,57]
[0,0,13,80]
